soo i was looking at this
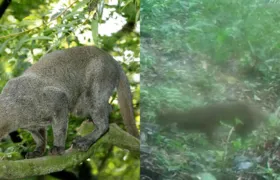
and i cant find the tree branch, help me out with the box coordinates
[0,123,139,179]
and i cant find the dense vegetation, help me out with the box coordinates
[141,0,280,179]
[0,0,139,179]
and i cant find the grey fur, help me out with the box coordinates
[0,46,139,158]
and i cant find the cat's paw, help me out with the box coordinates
[72,136,91,151]
[25,150,44,159]
[49,146,65,155]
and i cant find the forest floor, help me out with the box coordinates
[141,36,280,180]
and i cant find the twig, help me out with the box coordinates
[223,127,235,162]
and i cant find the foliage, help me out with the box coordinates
[141,0,280,179]
[0,0,139,179]
[142,0,280,81]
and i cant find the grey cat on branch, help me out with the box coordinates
[0,46,139,158]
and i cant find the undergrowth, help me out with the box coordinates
[141,0,280,179]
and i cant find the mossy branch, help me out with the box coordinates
[0,123,140,179]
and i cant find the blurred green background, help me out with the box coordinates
[141,0,280,179]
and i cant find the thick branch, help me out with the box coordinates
[0,123,139,179]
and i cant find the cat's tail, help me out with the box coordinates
[116,65,139,138]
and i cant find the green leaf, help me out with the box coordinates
[63,0,91,19]
[91,19,99,46]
